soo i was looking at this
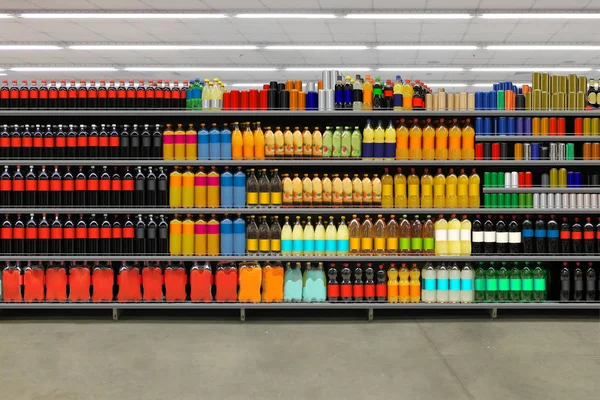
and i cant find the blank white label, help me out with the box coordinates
[496,232,509,243]
[484,231,496,242]
[472,231,484,242]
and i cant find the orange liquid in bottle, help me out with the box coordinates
[243,123,255,159]
[238,262,262,304]
[231,122,243,160]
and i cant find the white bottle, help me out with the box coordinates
[421,262,436,303]
[436,262,449,303]
[449,262,461,303]
[460,262,474,303]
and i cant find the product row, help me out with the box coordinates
[484,169,599,189]
[560,262,598,301]
[473,116,600,136]
[483,192,600,209]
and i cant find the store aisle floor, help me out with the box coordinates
[0,312,598,400]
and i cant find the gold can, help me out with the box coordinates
[567,92,576,110]
[541,91,549,110]
[551,75,559,93]
[557,92,565,110]
[559,76,568,93]
[425,93,433,110]
[592,118,600,135]
[568,74,577,93]
[578,76,587,93]
[524,92,532,110]
[541,72,549,92]
[514,143,523,160]
[532,72,541,91]
[583,118,591,135]
[532,89,542,110]
[551,92,560,110]
[467,93,475,110]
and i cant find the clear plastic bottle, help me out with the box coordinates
[435,214,448,256]
[449,262,461,303]
[396,119,409,160]
[460,215,472,256]
[314,216,325,255]
[457,168,469,208]
[448,214,461,256]
[448,118,462,160]
[485,262,497,302]
[462,118,475,160]
[422,118,435,160]
[409,118,422,160]
[411,215,423,254]
[246,215,259,254]
[270,216,281,254]
[303,216,315,255]
[292,216,304,256]
[374,214,386,253]
[446,168,458,207]
[258,169,271,207]
[394,168,407,207]
[433,168,446,208]
[246,168,259,207]
[409,263,421,303]
[281,216,292,255]
[468,168,480,208]
[361,215,374,254]
[381,168,394,208]
[533,262,546,302]
[497,262,509,302]
[399,214,411,254]
[460,262,474,303]
[325,216,337,255]
[436,262,449,303]
[386,215,399,254]
[407,168,420,208]
[435,118,448,160]
[423,215,435,254]
[398,263,410,303]
[258,216,270,254]
[349,214,361,253]
[421,261,436,303]
[337,216,349,255]
[420,168,433,208]
[270,169,282,207]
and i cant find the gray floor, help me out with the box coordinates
[0,311,598,400]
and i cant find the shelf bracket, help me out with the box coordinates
[240,308,246,322]
[368,308,374,322]
[112,308,121,321]
[489,308,498,319]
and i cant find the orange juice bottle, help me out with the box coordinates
[386,215,399,253]
[362,174,373,206]
[435,118,448,160]
[169,215,182,255]
[243,122,254,159]
[322,174,332,206]
[396,119,409,160]
[351,174,362,206]
[332,174,343,207]
[282,173,293,207]
[420,168,433,208]
[292,173,303,206]
[312,127,323,157]
[194,167,207,208]
[461,118,475,160]
[448,118,462,160]
[207,214,220,255]
[182,214,195,256]
[169,167,182,208]
[387,264,399,303]
[407,168,420,208]
[231,122,243,160]
[181,166,195,208]
[302,173,313,206]
[422,118,435,160]
[349,215,361,253]
[264,126,275,157]
[374,215,386,253]
[207,166,220,207]
[302,126,313,157]
[361,216,373,253]
[394,168,407,208]
[342,174,353,206]
[283,126,294,157]
[253,122,265,160]
[409,118,422,160]
[446,168,458,207]
[185,123,197,160]
[238,261,262,304]
[433,168,446,208]
[312,174,322,206]
[194,214,207,256]
[261,261,284,303]
[174,123,186,160]
[293,126,303,157]
[274,126,284,157]
[163,123,175,160]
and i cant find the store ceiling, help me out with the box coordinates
[1,0,600,89]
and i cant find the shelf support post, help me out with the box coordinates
[240,308,246,322]
[112,308,121,321]
[489,308,498,319]
[368,308,374,322]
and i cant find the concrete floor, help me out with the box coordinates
[0,311,598,400]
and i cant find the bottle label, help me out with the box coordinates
[382,185,393,196]
[572,232,582,240]
[292,240,303,253]
[259,239,270,252]
[475,279,485,291]
[437,279,449,291]
[461,278,473,291]
[411,237,422,250]
[522,278,533,291]
[460,229,471,241]
[423,238,435,250]
[194,224,207,235]
[325,239,337,253]
[448,229,459,241]
[499,278,510,291]
[533,279,545,291]
[486,278,498,291]
[246,238,258,252]
[271,239,281,252]
[423,279,436,291]
[408,185,419,196]
[484,231,496,242]
[496,232,509,243]
[259,192,270,205]
[584,231,594,240]
[281,239,293,253]
[472,231,484,242]
[510,278,521,291]
[207,224,219,235]
[270,192,282,205]
[435,230,447,241]
[449,279,460,291]
[337,240,349,253]
[422,185,432,196]
[395,184,406,196]
[314,239,325,252]
[509,232,521,243]
[399,237,411,250]
[246,192,258,205]
[522,229,534,238]
[548,230,560,239]
[304,240,315,253]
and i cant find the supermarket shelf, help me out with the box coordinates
[476,135,600,142]
[483,187,600,193]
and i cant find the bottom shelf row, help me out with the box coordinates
[1,260,598,304]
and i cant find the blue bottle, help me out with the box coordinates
[220,123,232,160]
[233,167,246,208]
[220,167,233,208]
[303,262,326,302]
[233,215,246,255]
[284,262,303,302]
[197,123,209,159]
[209,123,221,160]
[220,216,233,255]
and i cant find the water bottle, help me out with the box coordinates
[221,123,232,160]
[209,123,220,160]
[220,167,233,208]
[233,215,246,255]
[220,216,233,256]
[233,167,246,208]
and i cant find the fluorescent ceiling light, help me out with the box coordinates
[377,45,477,50]
[0,14,14,18]
[124,67,277,72]
[20,13,227,19]
[486,45,600,51]
[285,67,371,71]
[480,13,600,19]
[265,45,368,50]
[70,45,257,51]
[0,73,6,76]
[236,13,336,19]
[346,13,472,19]
[471,67,591,72]
[231,83,266,87]
[0,45,61,50]
[378,67,464,71]
[11,67,118,72]
[428,83,468,87]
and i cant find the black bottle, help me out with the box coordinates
[334,77,343,110]
[574,263,583,301]
[471,215,483,254]
[25,165,37,206]
[146,214,157,254]
[596,217,600,254]
[496,215,508,254]
[508,216,521,254]
[353,263,364,301]
[534,215,546,254]
[74,166,86,206]
[585,263,596,301]
[111,216,122,255]
[26,213,37,254]
[50,214,62,254]
[88,124,99,159]
[10,124,20,159]
[141,124,151,159]
[376,264,386,301]
[560,217,571,254]
[152,124,162,159]
[122,166,134,206]
[1,214,12,254]
[0,124,9,159]
[13,214,25,254]
[364,263,375,302]
[62,166,74,206]
[87,214,99,254]
[157,215,169,254]
[129,124,140,159]
[157,166,168,206]
[522,215,534,254]
[99,166,111,206]
[120,124,130,159]
[21,125,32,159]
[32,125,43,159]
[54,124,66,159]
[584,217,595,254]
[0,165,11,205]
[37,165,49,206]
[87,166,98,206]
[123,214,134,254]
[100,214,111,255]
[572,217,582,254]
[146,166,157,206]
[63,214,75,255]
[75,214,87,254]
[99,124,109,159]
[111,167,121,206]
[547,215,559,254]
[134,166,145,205]
[135,214,146,254]
[109,124,120,158]
[340,263,352,303]
[12,165,24,206]
[66,124,78,159]
[77,124,88,159]
[49,165,61,206]
[483,215,495,254]
[38,214,50,255]
[559,262,570,301]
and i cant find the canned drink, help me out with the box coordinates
[531,143,540,160]
[555,193,562,209]
[540,146,549,160]
[505,172,512,188]
[533,193,540,208]
[549,143,557,160]
[511,171,518,188]
[541,173,549,187]
[558,143,565,160]
[584,193,591,209]
[566,143,575,160]
[523,143,531,160]
[576,193,584,209]
[591,194,598,209]
[540,193,547,209]
[569,193,576,209]
[547,194,554,209]
[318,89,326,111]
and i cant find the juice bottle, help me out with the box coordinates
[374,215,386,253]
[362,74,373,110]
[399,214,411,254]
[337,215,349,254]
[246,168,259,207]
[435,118,448,160]
[409,118,422,160]
[411,215,423,254]
[362,120,374,159]
[281,216,292,254]
[274,126,284,157]
[207,166,220,207]
[435,214,448,255]
[341,126,352,157]
[384,120,396,159]
[181,166,195,208]
[381,168,394,208]
[351,126,362,157]
[362,174,373,206]
[264,126,275,157]
[387,263,400,303]
[312,174,322,206]
[468,168,481,208]
[373,120,385,159]
[353,74,363,111]
[283,262,302,302]
[207,214,220,255]
[396,119,409,160]
[315,216,326,255]
[409,263,421,303]
[322,126,333,157]
[292,216,304,255]
[258,169,271,207]
[304,216,315,255]
[394,168,407,208]
[403,79,414,110]
[181,214,195,256]
[462,118,475,160]
[332,174,343,207]
[325,216,337,254]
[457,168,469,208]
[270,216,281,253]
[304,261,326,302]
[312,127,323,157]
[302,173,313,206]
[231,122,243,160]
[423,215,435,254]
[339,174,350,206]
[258,216,270,253]
[386,215,399,253]
[448,118,462,160]
[446,168,458,207]
[422,118,435,160]
[351,174,362,206]
[194,166,207,208]
[220,215,233,255]
[283,126,294,157]
[185,123,197,160]
[349,215,361,253]
[169,167,182,208]
[169,215,182,255]
[448,214,461,256]
[270,169,283,206]
[174,123,186,160]
[292,173,303,206]
[322,174,332,206]
[293,126,303,157]
[460,215,472,256]
[393,75,404,111]
[243,122,254,159]
[432,168,446,209]
[420,168,433,208]
[262,261,284,303]
[194,214,207,255]
[372,174,382,207]
[332,126,342,157]
[407,168,420,208]
[163,123,174,160]
[398,263,410,303]
[246,215,259,254]
[238,261,262,304]
[282,173,293,207]
[253,122,265,160]
[302,126,312,157]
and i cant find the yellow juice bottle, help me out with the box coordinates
[409,264,421,303]
[181,166,195,208]
[337,216,349,255]
[264,126,275,158]
[303,216,314,255]
[446,168,458,208]
[293,126,303,157]
[207,166,220,207]
[340,174,352,207]
[433,168,446,208]
[387,264,399,303]
[409,118,422,160]
[282,174,293,207]
[372,174,381,207]
[281,216,292,254]
[462,118,475,160]
[231,122,243,160]
[311,174,322,206]
[292,216,304,256]
[384,121,396,160]
[374,215,386,253]
[435,118,448,160]
[434,214,448,256]
[351,174,362,206]
[398,264,410,303]
[325,216,337,254]
[448,118,462,160]
[322,174,332,206]
[169,215,182,255]
[174,123,186,160]
[163,123,175,160]
[181,214,195,256]
[422,118,435,160]
[207,214,220,255]
[274,126,284,157]
[460,215,472,256]
[468,168,480,208]
[396,119,409,160]
[373,121,385,159]
[362,121,374,160]
[448,214,461,256]
[393,76,404,111]
[407,168,420,208]
[292,173,303,206]
[302,126,313,157]
[360,215,373,253]
[349,215,361,253]
[193,214,207,255]
[457,168,469,208]
[193,166,207,208]
[283,126,293,157]
[169,167,182,208]
[312,127,323,157]
[386,215,399,253]
[420,168,433,208]
[254,122,265,160]
[243,122,254,160]
[381,168,394,208]
[394,168,407,208]
[302,173,313,206]
[185,123,197,160]
[362,174,373,206]
[403,79,414,110]
[332,174,343,207]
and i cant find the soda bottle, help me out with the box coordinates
[151,124,162,159]
[584,217,595,253]
[446,168,458,207]
[457,168,469,208]
[133,166,145,206]
[86,214,100,254]
[572,217,582,254]
[459,215,472,256]
[496,215,508,254]
[393,168,406,208]
[534,215,546,254]
[48,165,61,206]
[510,262,521,302]
[474,263,486,302]
[497,262,509,302]
[560,262,570,301]
[122,214,134,254]
[422,118,435,160]
[585,263,596,301]
[98,124,109,159]
[521,262,533,302]
[387,263,399,303]
[98,166,111,206]
[435,118,448,160]
[396,119,409,160]
[460,262,474,303]
[411,215,423,254]
[533,262,546,302]
[596,217,600,252]
[407,168,420,208]
[109,124,120,158]
[10,124,21,159]
[363,263,375,302]
[468,168,480,208]
[448,118,462,160]
[483,215,496,254]
[508,216,521,254]
[522,215,534,254]
[409,118,422,160]
[120,166,133,206]
[399,214,412,254]
[112,216,123,255]
[462,118,475,160]
[20,125,32,159]
[573,263,584,301]
[560,217,571,254]
[0,166,11,206]
[0,214,11,255]
[421,168,433,208]
[409,263,421,303]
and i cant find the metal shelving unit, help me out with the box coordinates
[483,187,600,193]
[476,135,600,142]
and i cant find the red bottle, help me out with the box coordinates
[77,79,87,108]
[117,79,127,108]
[163,80,172,108]
[2,261,23,302]
[142,261,164,301]
[45,261,67,302]
[9,79,19,108]
[171,80,181,109]
[87,79,97,108]
[117,261,142,302]
[107,79,117,108]
[29,79,39,108]
[154,80,164,108]
[23,261,44,302]
[126,79,136,108]
[69,261,91,301]
[19,79,29,108]
[165,261,187,301]
[50,213,63,254]
[180,80,188,109]
[376,264,387,301]
[136,79,146,108]
[340,263,352,302]
[58,79,68,108]
[352,263,364,301]
[68,79,78,108]
[92,261,114,302]
[49,79,59,108]
[0,79,9,108]
[364,263,376,301]
[326,263,339,302]
[38,79,48,108]
[97,79,107,108]
[215,262,237,302]
[145,80,155,108]
[1,214,11,255]
[190,261,213,302]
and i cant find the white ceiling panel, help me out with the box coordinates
[478,0,536,10]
